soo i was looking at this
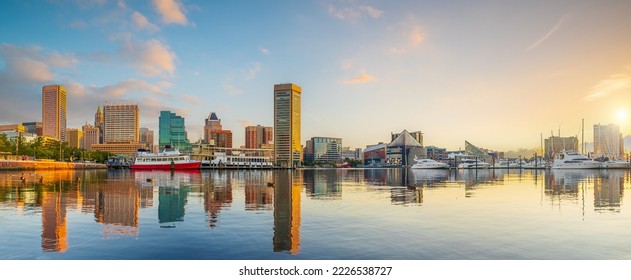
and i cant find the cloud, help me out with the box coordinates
[0,44,77,84]
[94,79,168,97]
[260,47,270,55]
[223,85,242,95]
[117,35,176,77]
[388,24,425,54]
[343,72,376,84]
[527,16,564,51]
[180,94,199,104]
[244,62,261,80]
[152,0,188,25]
[584,72,631,101]
[328,4,382,21]
[239,120,254,128]
[132,11,160,32]
[340,59,353,70]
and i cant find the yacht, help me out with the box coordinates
[458,158,491,169]
[410,157,449,169]
[550,150,603,169]
[522,158,548,169]
[492,158,525,169]
[603,160,630,169]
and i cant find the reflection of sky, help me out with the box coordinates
[1,169,631,259]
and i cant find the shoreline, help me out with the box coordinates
[0,159,107,170]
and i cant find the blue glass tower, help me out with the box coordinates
[158,111,192,153]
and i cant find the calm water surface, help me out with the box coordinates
[1,168,630,260]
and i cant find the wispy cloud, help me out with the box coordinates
[223,85,242,95]
[584,71,631,101]
[0,44,77,83]
[244,62,261,80]
[239,119,254,128]
[260,47,270,55]
[343,71,376,84]
[340,59,353,70]
[132,11,160,32]
[388,24,425,54]
[152,0,188,25]
[328,4,382,21]
[116,34,176,77]
[527,16,564,51]
[94,79,169,97]
[180,94,199,104]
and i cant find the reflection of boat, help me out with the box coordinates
[130,146,201,170]
[410,157,449,169]
[603,160,630,169]
[410,169,449,183]
[458,158,491,169]
[106,156,130,168]
[551,151,603,169]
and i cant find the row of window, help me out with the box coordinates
[136,157,186,162]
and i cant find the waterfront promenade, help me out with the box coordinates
[0,159,106,170]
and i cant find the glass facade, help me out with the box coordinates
[159,111,192,153]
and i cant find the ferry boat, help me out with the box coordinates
[130,146,201,170]
[550,150,603,169]
[208,152,273,168]
[410,157,449,169]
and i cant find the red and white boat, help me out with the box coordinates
[130,146,201,170]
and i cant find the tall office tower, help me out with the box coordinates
[203,112,222,144]
[139,127,155,152]
[95,106,104,144]
[158,111,192,153]
[245,125,273,149]
[66,128,83,149]
[82,124,100,150]
[103,103,139,144]
[42,85,67,141]
[594,124,623,159]
[274,83,302,167]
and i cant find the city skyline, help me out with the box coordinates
[1,1,631,152]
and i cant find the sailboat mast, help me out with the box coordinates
[581,118,584,154]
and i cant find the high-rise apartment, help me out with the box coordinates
[139,127,155,152]
[103,103,139,144]
[203,112,222,143]
[66,128,83,149]
[274,83,301,167]
[594,124,624,159]
[159,111,192,153]
[82,124,100,150]
[245,125,273,149]
[42,85,67,141]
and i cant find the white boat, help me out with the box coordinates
[492,158,525,169]
[550,150,603,169]
[603,160,630,169]
[523,158,548,169]
[410,157,449,169]
[458,158,491,169]
[131,146,201,170]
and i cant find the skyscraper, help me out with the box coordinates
[82,124,100,150]
[594,124,623,159]
[274,83,301,167]
[103,103,139,143]
[95,106,104,144]
[159,111,192,153]
[203,112,222,143]
[42,85,67,141]
[139,127,155,152]
[66,128,83,149]
[245,125,273,149]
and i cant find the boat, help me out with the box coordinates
[492,158,525,169]
[522,158,548,169]
[458,158,491,169]
[550,150,603,169]
[410,157,449,169]
[130,146,201,170]
[603,160,630,169]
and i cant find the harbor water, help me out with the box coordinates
[1,168,630,260]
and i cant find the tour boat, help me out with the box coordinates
[550,150,603,169]
[130,146,201,170]
[410,157,449,169]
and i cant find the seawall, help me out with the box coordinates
[0,160,106,170]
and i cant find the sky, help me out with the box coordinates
[1,0,630,152]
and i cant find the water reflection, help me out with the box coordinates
[273,171,301,255]
[304,170,342,200]
[594,170,625,213]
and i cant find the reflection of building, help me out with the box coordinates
[41,187,68,252]
[304,137,342,163]
[42,85,67,141]
[593,124,624,159]
[94,180,140,235]
[274,83,302,168]
[304,170,341,199]
[203,179,233,228]
[244,172,273,211]
[159,111,193,153]
[158,187,189,226]
[273,171,301,254]
[594,172,623,213]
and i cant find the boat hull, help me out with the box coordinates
[130,161,201,170]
